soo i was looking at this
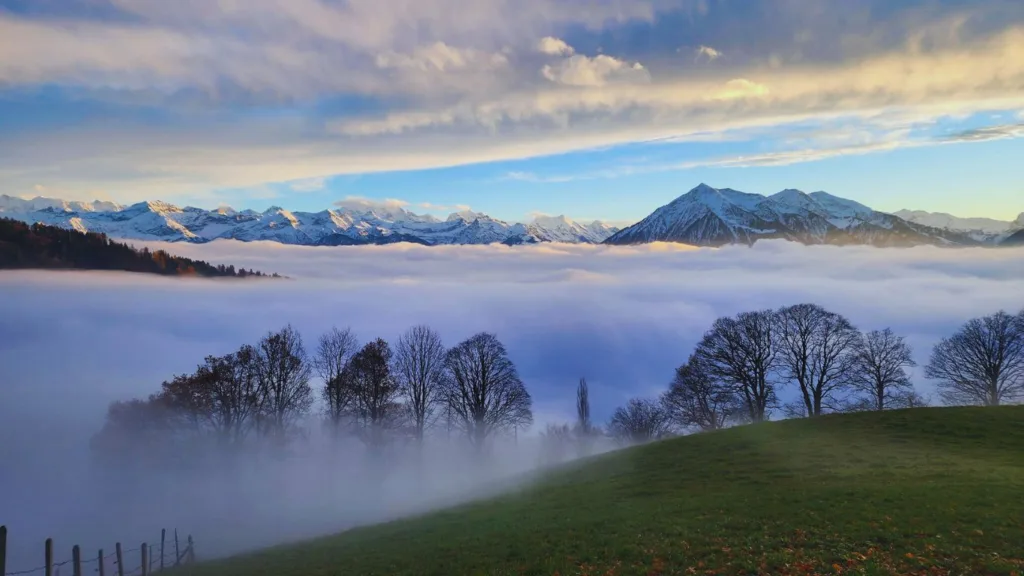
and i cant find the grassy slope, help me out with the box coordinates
[183,407,1024,576]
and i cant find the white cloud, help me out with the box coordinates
[537,36,575,56]
[711,78,769,100]
[941,122,1024,143]
[418,201,472,212]
[3,6,1024,201]
[0,1,667,99]
[375,42,509,72]
[694,45,723,61]
[497,124,930,182]
[504,171,579,183]
[329,26,1024,141]
[541,54,650,87]
[289,177,328,192]
[676,139,918,169]
[2,240,1023,567]
[333,196,409,211]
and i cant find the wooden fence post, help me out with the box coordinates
[186,535,194,563]
[72,544,81,576]
[160,529,165,572]
[141,543,148,576]
[98,549,106,576]
[0,525,7,576]
[115,543,124,576]
[174,530,180,567]
[45,537,53,576]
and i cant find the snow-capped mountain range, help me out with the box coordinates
[0,194,619,246]
[892,209,1024,243]
[2,185,1020,248]
[604,184,1023,247]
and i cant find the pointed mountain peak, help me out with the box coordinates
[672,183,724,206]
[687,183,720,196]
[1014,212,1024,227]
[447,209,485,223]
[665,183,767,214]
[771,188,808,198]
[125,200,180,214]
[769,189,820,212]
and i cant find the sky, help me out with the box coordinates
[1,0,1024,223]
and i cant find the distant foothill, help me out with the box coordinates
[0,218,283,278]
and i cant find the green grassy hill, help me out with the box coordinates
[184,407,1024,576]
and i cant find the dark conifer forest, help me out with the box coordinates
[0,218,281,278]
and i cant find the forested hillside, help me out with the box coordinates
[0,218,280,278]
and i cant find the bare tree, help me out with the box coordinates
[227,344,262,441]
[926,311,1024,406]
[661,356,738,432]
[313,327,359,434]
[178,349,261,446]
[693,310,779,422]
[393,325,447,444]
[95,345,265,468]
[253,324,314,443]
[348,338,404,449]
[443,333,533,449]
[776,304,861,416]
[607,398,670,443]
[849,328,917,411]
[539,423,573,466]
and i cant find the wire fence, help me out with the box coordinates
[1,526,196,576]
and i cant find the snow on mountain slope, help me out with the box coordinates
[526,215,620,244]
[0,194,122,214]
[892,209,1016,242]
[604,184,982,248]
[0,195,614,246]
[1003,227,1024,246]
[807,192,873,218]
[1,188,1009,249]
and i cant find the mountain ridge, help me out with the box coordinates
[892,209,1022,242]
[0,194,621,247]
[2,187,1021,248]
[604,183,1021,248]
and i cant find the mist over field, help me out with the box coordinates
[1,240,1023,570]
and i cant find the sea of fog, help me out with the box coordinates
[1,240,1022,570]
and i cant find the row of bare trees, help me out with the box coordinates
[92,325,534,465]
[601,304,1024,443]
[93,304,1023,464]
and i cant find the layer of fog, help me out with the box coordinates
[1,240,1022,570]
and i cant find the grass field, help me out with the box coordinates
[181,407,1024,576]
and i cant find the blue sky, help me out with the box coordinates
[1,0,1023,224]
